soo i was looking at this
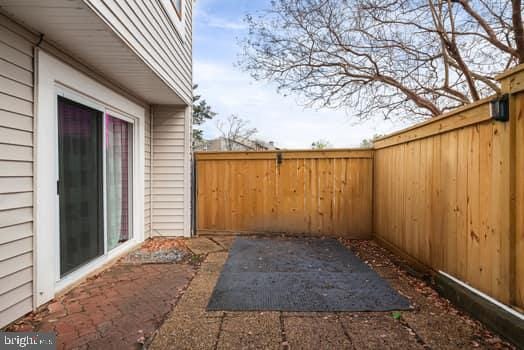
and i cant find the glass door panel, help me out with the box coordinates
[106,114,133,250]
[58,96,104,276]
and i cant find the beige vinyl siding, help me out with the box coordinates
[84,0,193,104]
[151,106,187,236]
[0,13,35,328]
[144,110,152,237]
[0,0,192,327]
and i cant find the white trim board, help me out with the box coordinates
[34,49,146,307]
[439,271,524,321]
[184,105,192,236]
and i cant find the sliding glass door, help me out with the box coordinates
[58,96,104,276]
[57,95,134,277]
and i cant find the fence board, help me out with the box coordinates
[195,150,373,238]
[515,91,524,308]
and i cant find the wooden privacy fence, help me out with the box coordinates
[193,64,524,311]
[195,149,373,237]
[373,65,524,310]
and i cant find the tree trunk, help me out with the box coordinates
[514,0,524,63]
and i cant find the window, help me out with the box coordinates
[172,0,182,19]
[159,0,184,38]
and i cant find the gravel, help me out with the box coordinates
[122,248,188,264]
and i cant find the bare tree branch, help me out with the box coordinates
[240,0,520,121]
[216,115,258,151]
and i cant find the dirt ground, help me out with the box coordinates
[150,237,515,350]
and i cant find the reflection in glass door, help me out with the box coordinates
[106,114,133,250]
[58,96,103,276]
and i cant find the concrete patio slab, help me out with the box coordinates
[185,237,225,255]
[148,258,226,350]
[216,312,281,350]
[210,236,236,250]
[283,315,352,349]
[149,311,222,350]
[150,238,514,350]
[339,313,424,349]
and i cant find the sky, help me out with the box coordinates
[193,0,413,149]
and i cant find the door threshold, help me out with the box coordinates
[54,239,141,297]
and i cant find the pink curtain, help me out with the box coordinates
[106,114,132,250]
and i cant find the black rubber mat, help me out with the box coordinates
[207,237,411,312]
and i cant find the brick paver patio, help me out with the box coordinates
[6,243,197,350]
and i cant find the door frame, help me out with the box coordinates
[53,86,140,291]
[35,49,146,307]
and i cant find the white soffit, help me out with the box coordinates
[0,0,185,105]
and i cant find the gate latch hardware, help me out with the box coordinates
[276,153,283,165]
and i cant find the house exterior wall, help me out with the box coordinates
[0,0,193,327]
[0,13,36,328]
[34,50,148,307]
[84,0,193,104]
[151,106,192,236]
[0,3,192,326]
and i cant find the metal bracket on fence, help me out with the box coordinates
[491,94,509,122]
[276,152,283,165]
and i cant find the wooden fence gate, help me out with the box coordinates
[194,149,373,238]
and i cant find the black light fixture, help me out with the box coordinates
[491,94,509,122]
